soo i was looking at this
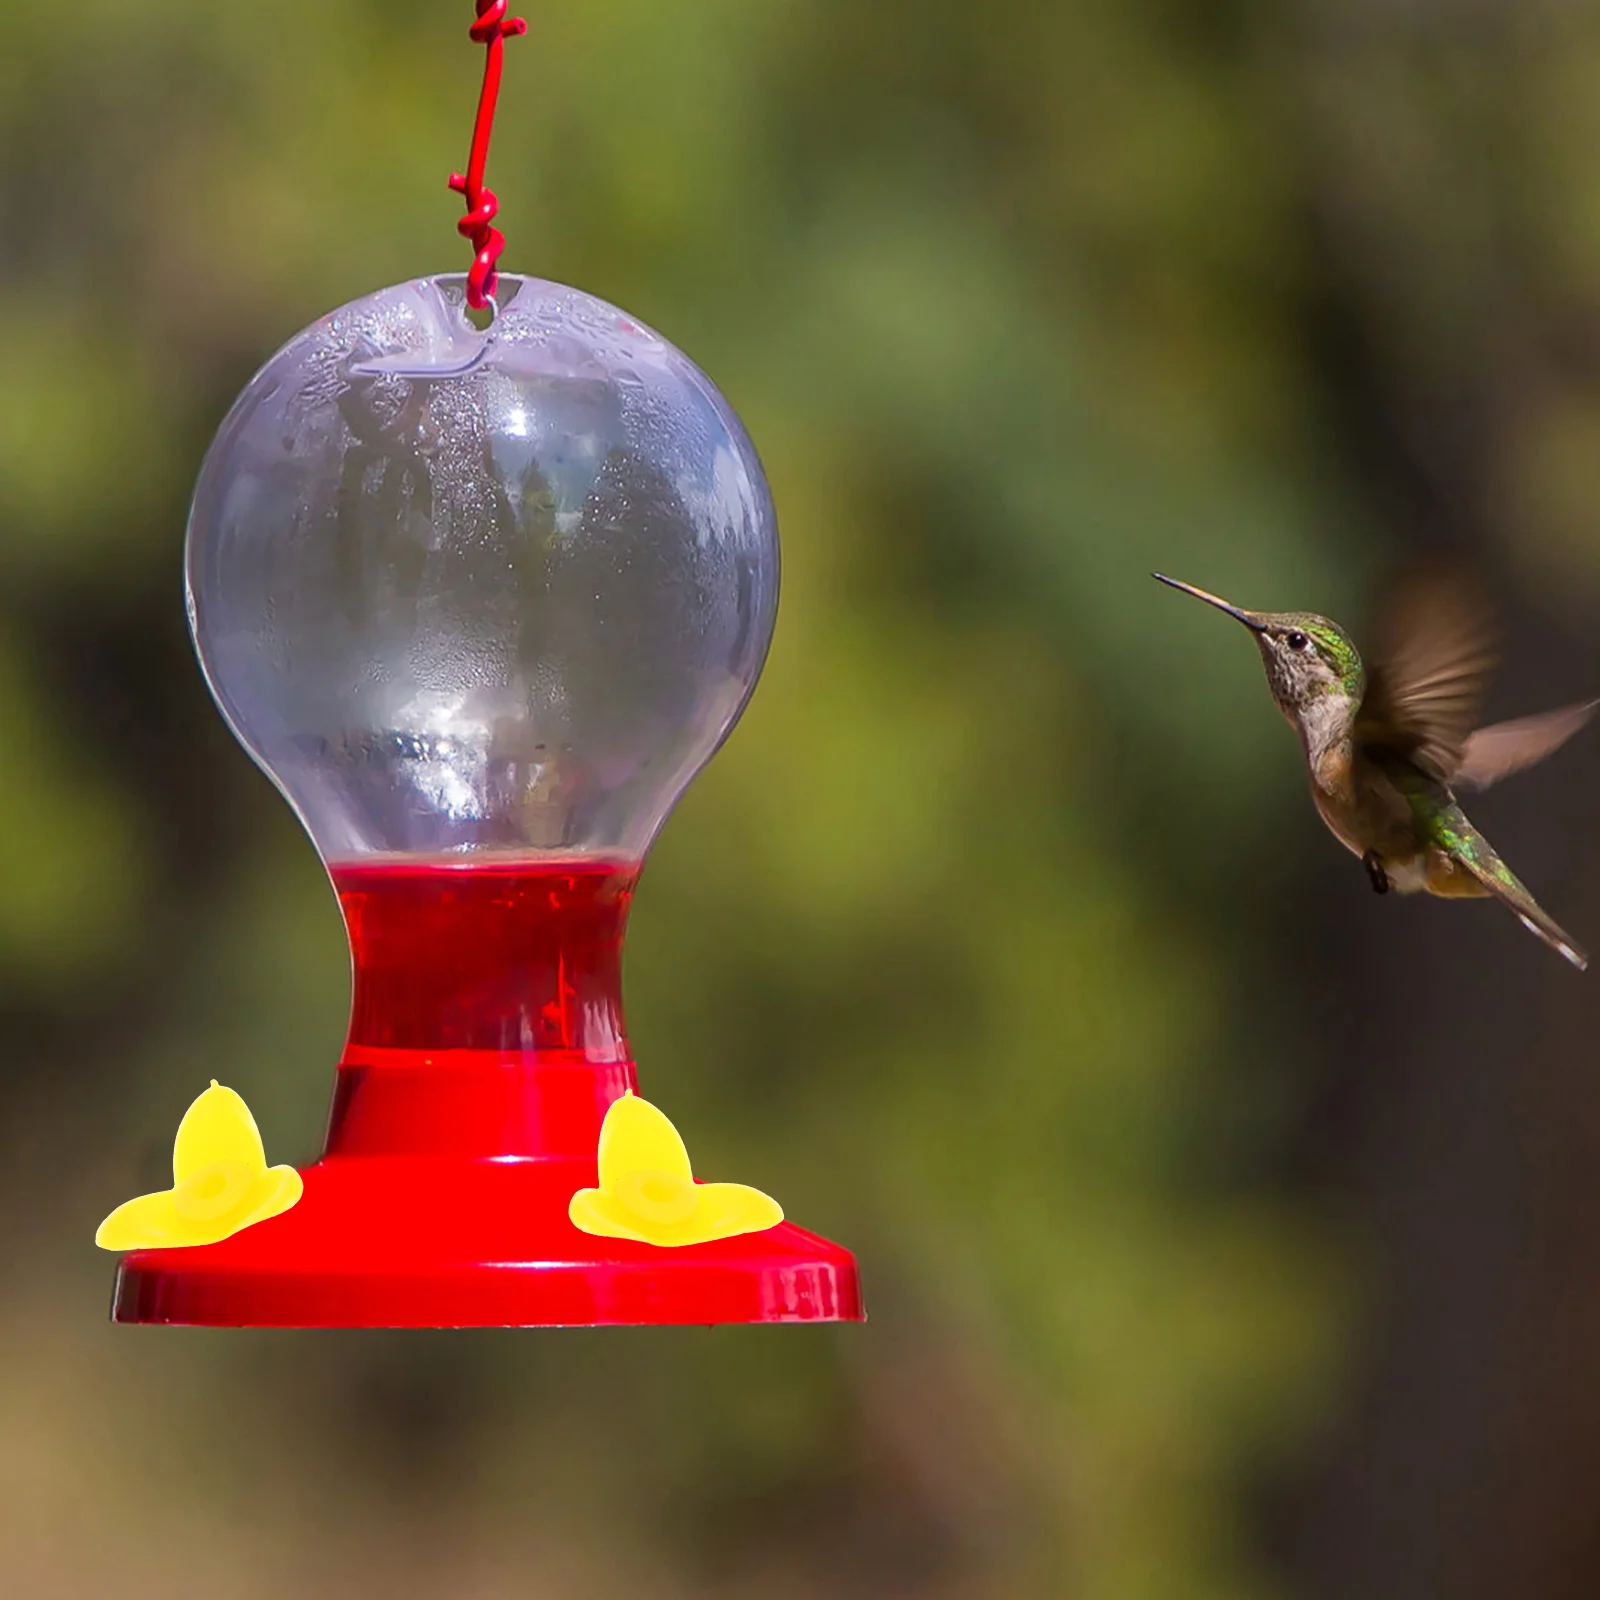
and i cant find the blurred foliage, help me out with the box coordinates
[6,2,1600,1598]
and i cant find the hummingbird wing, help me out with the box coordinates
[1454,700,1599,790]
[1355,564,1497,782]
[1414,793,1587,969]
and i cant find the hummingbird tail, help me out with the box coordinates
[1428,805,1588,970]
[1511,906,1588,972]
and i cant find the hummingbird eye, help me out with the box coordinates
[1284,631,1309,652]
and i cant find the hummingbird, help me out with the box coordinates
[1154,566,1595,969]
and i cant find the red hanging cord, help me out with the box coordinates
[448,0,527,310]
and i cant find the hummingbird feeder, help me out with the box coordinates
[109,2,863,1326]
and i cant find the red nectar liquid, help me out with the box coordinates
[334,856,639,1059]
[325,856,642,1160]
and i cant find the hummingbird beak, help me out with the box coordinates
[1151,573,1266,632]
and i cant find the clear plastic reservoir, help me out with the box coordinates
[185,274,780,862]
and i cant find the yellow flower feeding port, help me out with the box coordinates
[569,1093,783,1248]
[96,1082,302,1252]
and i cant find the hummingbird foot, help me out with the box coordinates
[1362,850,1390,895]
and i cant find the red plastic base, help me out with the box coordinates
[112,1155,862,1327]
[110,859,864,1327]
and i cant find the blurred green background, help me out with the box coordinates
[5,1,1600,1596]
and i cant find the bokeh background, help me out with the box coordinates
[4,1,1600,1595]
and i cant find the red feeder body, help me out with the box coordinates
[116,859,860,1326]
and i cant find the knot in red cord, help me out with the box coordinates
[469,0,527,47]
[448,0,527,310]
